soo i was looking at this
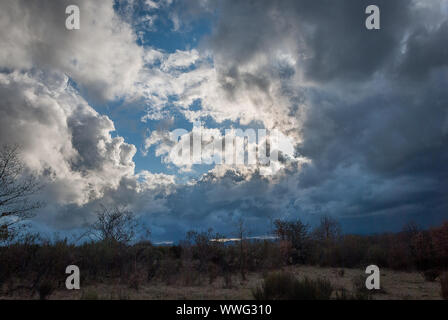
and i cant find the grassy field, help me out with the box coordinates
[2,265,442,300]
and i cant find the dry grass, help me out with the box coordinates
[1,266,443,300]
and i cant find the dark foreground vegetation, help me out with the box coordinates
[1,213,448,300]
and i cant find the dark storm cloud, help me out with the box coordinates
[398,21,448,79]
[301,77,448,177]
[209,0,411,82]
[182,0,448,232]
[116,0,448,239]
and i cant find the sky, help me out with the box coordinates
[0,0,447,242]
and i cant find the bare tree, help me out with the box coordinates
[89,204,146,244]
[402,220,420,237]
[313,215,341,242]
[0,144,43,240]
[235,218,248,281]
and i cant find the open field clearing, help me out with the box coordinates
[1,266,442,300]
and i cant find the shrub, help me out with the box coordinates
[181,261,202,286]
[208,262,219,284]
[184,229,224,273]
[352,274,371,299]
[334,288,369,300]
[223,272,233,289]
[252,272,333,300]
[365,244,388,267]
[278,240,294,265]
[412,232,434,270]
[387,242,412,270]
[157,258,180,285]
[422,269,439,282]
[37,279,55,300]
[128,274,140,291]
[256,240,284,270]
[147,259,160,282]
[431,223,448,268]
[118,289,130,300]
[440,273,448,300]
[351,273,386,298]
[339,235,367,268]
[81,289,99,300]
[274,219,311,264]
